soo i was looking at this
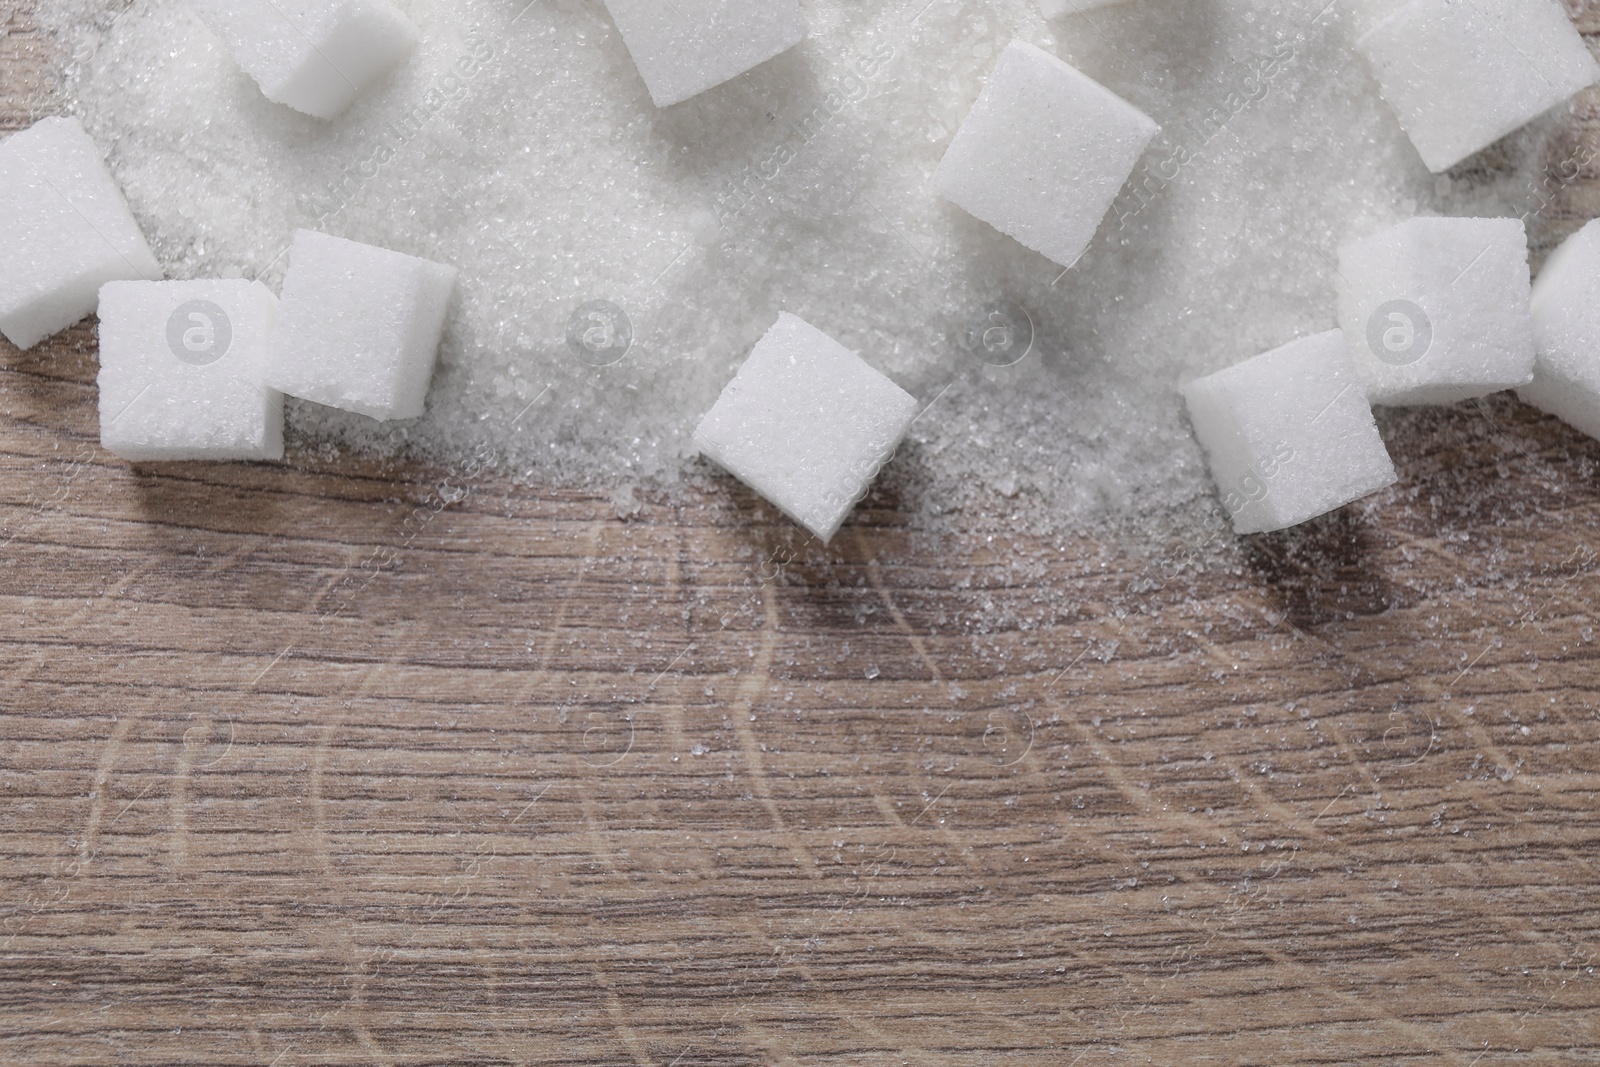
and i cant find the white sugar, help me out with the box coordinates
[187,0,419,120]
[0,116,159,350]
[1357,0,1600,173]
[36,0,1585,538]
[600,0,807,107]
[934,39,1158,269]
[693,313,919,543]
[1519,221,1600,440]
[1336,216,1535,406]
[1182,331,1397,534]
[265,229,457,421]
[97,279,283,461]
[1038,0,1135,17]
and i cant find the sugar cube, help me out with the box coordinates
[694,313,919,543]
[1518,220,1600,440]
[97,280,283,462]
[601,0,807,108]
[264,229,457,422]
[1357,0,1600,173]
[934,40,1159,269]
[1336,216,1535,406]
[0,117,159,351]
[1183,330,1398,534]
[187,0,419,120]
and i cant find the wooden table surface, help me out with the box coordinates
[6,4,1600,1065]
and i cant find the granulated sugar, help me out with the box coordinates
[29,0,1593,538]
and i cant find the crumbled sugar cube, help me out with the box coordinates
[97,280,283,462]
[187,0,418,120]
[1038,0,1134,15]
[1182,330,1398,534]
[693,313,919,543]
[1518,220,1600,439]
[1356,0,1600,173]
[0,117,159,351]
[265,229,457,421]
[934,40,1159,269]
[600,0,807,107]
[1336,216,1535,406]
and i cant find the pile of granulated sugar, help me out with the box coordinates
[34,0,1579,534]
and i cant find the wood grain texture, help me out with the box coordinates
[6,5,1600,1065]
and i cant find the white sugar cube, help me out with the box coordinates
[97,280,283,462]
[1039,0,1134,14]
[1357,0,1600,172]
[187,0,418,120]
[694,313,919,543]
[0,117,159,351]
[1518,220,1600,439]
[1183,331,1398,534]
[1336,217,1535,405]
[601,0,807,107]
[265,230,457,422]
[934,40,1159,269]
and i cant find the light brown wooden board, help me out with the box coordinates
[6,4,1600,1064]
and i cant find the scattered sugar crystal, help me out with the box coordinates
[1182,331,1398,534]
[1518,220,1600,440]
[0,116,159,351]
[1356,0,1600,173]
[600,0,807,107]
[265,229,457,422]
[1336,216,1534,406]
[1038,0,1134,15]
[186,0,419,120]
[41,0,1540,537]
[693,313,919,543]
[97,280,283,462]
[934,39,1158,268]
